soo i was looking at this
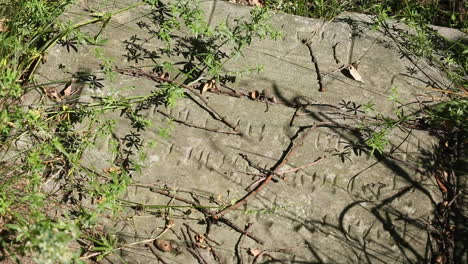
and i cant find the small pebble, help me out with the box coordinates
[154,239,172,252]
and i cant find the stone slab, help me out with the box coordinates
[31,0,464,263]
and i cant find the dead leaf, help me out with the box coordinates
[200,80,216,94]
[0,18,8,32]
[166,219,175,228]
[103,167,121,174]
[433,254,444,264]
[154,239,173,252]
[434,170,448,193]
[229,0,264,7]
[44,87,62,102]
[61,83,74,98]
[250,0,265,8]
[160,72,170,79]
[200,82,210,94]
[195,234,205,244]
[194,234,208,249]
[347,61,363,82]
[248,248,263,257]
[249,90,260,100]
[208,79,217,91]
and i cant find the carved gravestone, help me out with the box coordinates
[31,0,465,263]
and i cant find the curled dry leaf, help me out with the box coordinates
[249,90,260,100]
[434,170,449,193]
[154,239,173,252]
[347,61,363,82]
[194,234,205,244]
[200,82,210,94]
[433,254,444,264]
[103,167,121,174]
[248,248,263,257]
[44,87,62,102]
[61,83,74,98]
[45,82,79,102]
[165,219,175,228]
[0,18,8,32]
[200,79,216,94]
[194,234,208,249]
[159,72,170,79]
[208,79,217,91]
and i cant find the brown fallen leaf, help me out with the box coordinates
[194,234,209,249]
[433,254,444,264]
[200,79,216,94]
[249,90,260,100]
[0,18,8,32]
[347,61,363,82]
[200,82,210,94]
[434,170,448,193]
[249,0,264,7]
[230,0,265,7]
[61,83,74,98]
[103,167,121,174]
[248,248,263,257]
[44,87,62,102]
[208,79,217,91]
[159,72,170,79]
[165,219,175,228]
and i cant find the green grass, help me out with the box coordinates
[265,0,467,30]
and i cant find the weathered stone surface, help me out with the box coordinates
[33,0,465,263]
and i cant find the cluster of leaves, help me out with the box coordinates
[370,4,467,151]
[426,98,468,132]
[132,0,282,85]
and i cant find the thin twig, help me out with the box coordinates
[138,185,264,244]
[183,222,221,246]
[187,247,209,264]
[183,223,223,264]
[115,67,240,133]
[239,153,281,179]
[303,40,325,92]
[277,156,326,176]
[217,217,264,245]
[185,225,210,264]
[157,109,241,135]
[332,41,342,64]
[186,90,240,133]
[146,244,170,264]
[235,223,252,264]
[289,106,303,127]
[214,124,317,219]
